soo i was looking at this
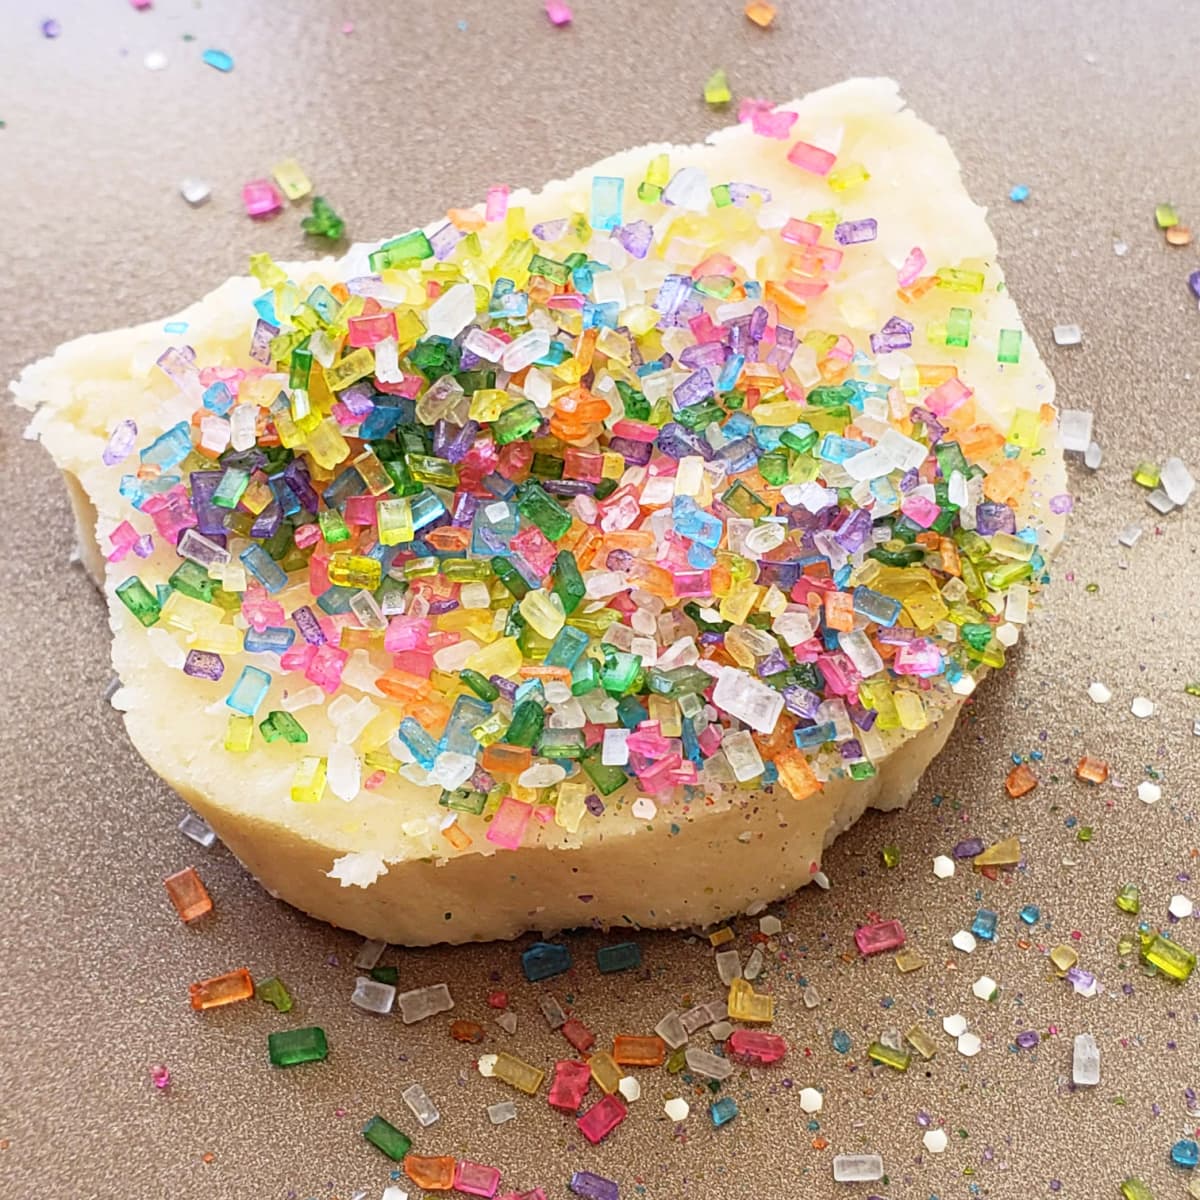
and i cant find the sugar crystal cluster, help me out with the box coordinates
[106,103,1058,853]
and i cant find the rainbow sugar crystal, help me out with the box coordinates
[97,100,1061,861]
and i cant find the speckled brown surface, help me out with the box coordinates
[3,2,1200,1198]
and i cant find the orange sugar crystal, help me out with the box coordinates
[481,744,533,777]
[403,1154,456,1190]
[440,821,472,851]
[982,459,1031,505]
[164,866,213,923]
[1076,756,1110,784]
[957,423,1006,461]
[823,591,854,632]
[775,749,822,801]
[189,968,254,1011]
[745,0,777,27]
[612,1035,667,1067]
[1005,764,1039,798]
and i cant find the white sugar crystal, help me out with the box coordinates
[373,337,402,383]
[663,1097,690,1121]
[832,1154,884,1183]
[477,1054,498,1077]
[957,1031,982,1057]
[601,728,630,766]
[803,984,821,1008]
[655,1012,687,1048]
[146,627,186,669]
[1084,441,1103,469]
[972,975,998,1001]
[425,282,477,338]
[799,1087,824,1114]
[1072,1032,1100,1085]
[839,629,884,676]
[180,178,211,206]
[711,667,784,733]
[1161,457,1196,505]
[631,796,658,820]
[382,1188,408,1200]
[680,1003,715,1034]
[1117,524,1142,548]
[495,1010,518,1035]
[1169,894,1194,920]
[684,1046,732,1080]
[430,751,476,790]
[1059,409,1094,452]
[932,854,956,879]
[278,686,321,710]
[501,329,551,372]
[355,938,387,969]
[351,976,396,1015]
[328,851,389,889]
[722,730,764,781]
[1131,696,1155,718]
[1147,487,1177,514]
[398,983,454,1024]
[708,1021,733,1042]
[618,1076,642,1102]
[1006,584,1030,623]
[178,812,217,847]
[1138,781,1162,804]
[460,582,490,609]
[1052,323,1082,346]
[744,946,765,981]
[951,930,977,953]
[432,639,478,673]
[518,762,567,788]
[1088,682,1112,704]
[923,1129,949,1153]
[942,1013,967,1038]
[661,165,710,210]
[401,1082,440,1127]
[715,949,742,985]
[487,1100,517,1125]
[327,743,362,801]
[773,609,816,645]
[539,995,567,1028]
[759,914,783,936]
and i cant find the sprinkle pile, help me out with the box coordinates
[106,122,1057,844]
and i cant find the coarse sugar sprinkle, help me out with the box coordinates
[107,102,1061,840]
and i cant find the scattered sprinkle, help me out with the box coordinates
[744,1,777,26]
[704,68,732,107]
[201,48,233,72]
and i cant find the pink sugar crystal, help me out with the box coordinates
[727,1030,788,1065]
[486,796,534,850]
[898,246,927,287]
[854,919,907,956]
[242,179,283,218]
[786,139,836,175]
[548,1059,592,1112]
[576,1094,627,1145]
